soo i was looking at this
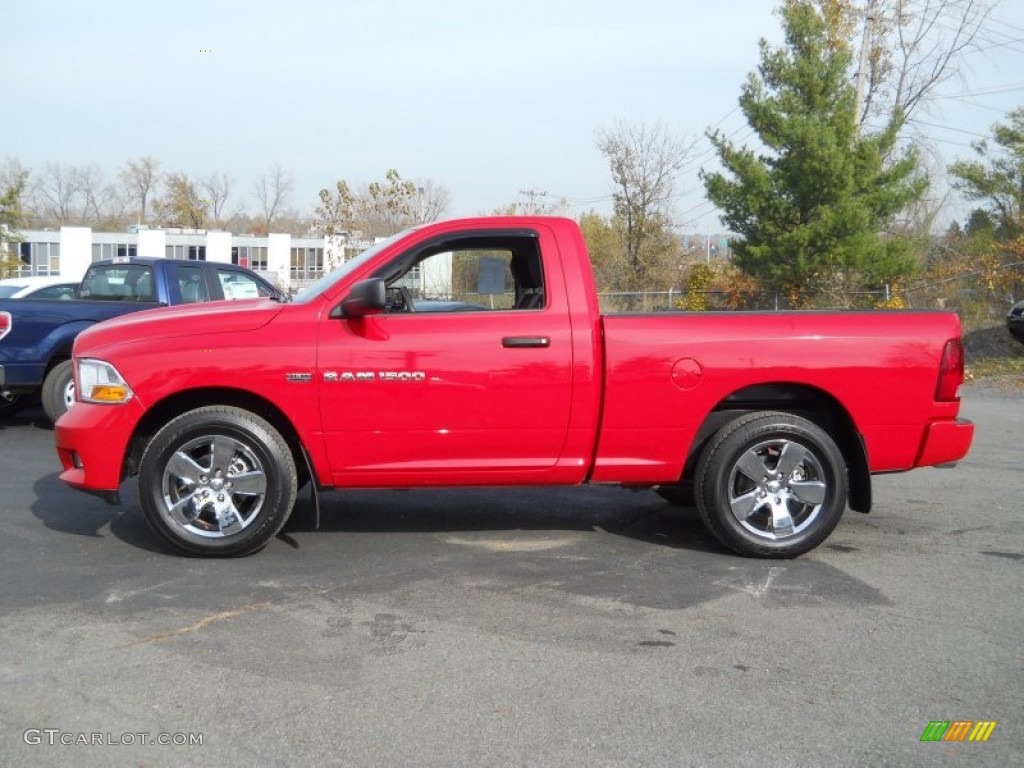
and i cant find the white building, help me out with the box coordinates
[4,225,344,291]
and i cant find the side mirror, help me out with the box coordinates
[332,278,386,318]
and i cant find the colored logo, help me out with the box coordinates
[920,721,997,742]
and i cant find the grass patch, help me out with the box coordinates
[966,356,1024,380]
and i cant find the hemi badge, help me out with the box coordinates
[285,373,313,383]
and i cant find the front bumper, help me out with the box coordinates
[914,418,975,468]
[55,398,146,499]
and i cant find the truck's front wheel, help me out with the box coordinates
[695,412,847,558]
[138,406,298,557]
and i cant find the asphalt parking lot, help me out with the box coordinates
[0,386,1020,767]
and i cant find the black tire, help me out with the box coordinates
[41,360,76,424]
[0,390,26,418]
[694,411,848,558]
[138,406,298,557]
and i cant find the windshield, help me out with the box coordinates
[291,229,412,304]
[0,286,21,298]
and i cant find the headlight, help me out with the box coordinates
[76,358,134,404]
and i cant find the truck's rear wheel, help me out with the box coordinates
[42,360,75,423]
[694,412,847,558]
[138,406,298,557]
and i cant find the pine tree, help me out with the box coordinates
[702,0,926,305]
[949,107,1024,242]
[0,170,28,278]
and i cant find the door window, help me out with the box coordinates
[375,235,545,313]
[215,268,275,299]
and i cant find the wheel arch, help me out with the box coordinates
[43,346,73,376]
[124,387,313,488]
[683,382,871,513]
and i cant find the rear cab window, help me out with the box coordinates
[79,265,157,302]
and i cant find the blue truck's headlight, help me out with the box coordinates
[76,359,134,404]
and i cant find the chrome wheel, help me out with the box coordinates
[159,435,268,538]
[727,438,827,540]
[139,406,298,557]
[695,411,847,558]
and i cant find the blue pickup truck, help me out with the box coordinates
[0,257,285,422]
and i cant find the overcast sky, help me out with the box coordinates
[5,0,1024,231]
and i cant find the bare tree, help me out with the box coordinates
[596,121,696,275]
[201,171,234,228]
[75,165,107,224]
[409,179,451,224]
[854,0,992,130]
[119,156,161,225]
[252,164,294,230]
[32,163,83,225]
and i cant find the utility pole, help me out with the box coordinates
[518,188,549,215]
[854,0,877,134]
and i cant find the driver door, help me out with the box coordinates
[316,227,574,487]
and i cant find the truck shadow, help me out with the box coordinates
[278,489,891,611]
[30,473,719,557]
[282,486,723,554]
[30,473,168,554]
[28,475,891,611]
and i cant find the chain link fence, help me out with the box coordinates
[598,275,1021,331]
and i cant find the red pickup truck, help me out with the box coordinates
[55,216,973,559]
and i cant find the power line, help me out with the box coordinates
[910,132,980,149]
[958,97,1011,113]
[931,82,1024,99]
[909,118,994,138]
[980,9,1024,36]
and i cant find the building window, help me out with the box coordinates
[165,245,186,260]
[249,246,267,270]
[16,241,61,275]
[188,245,206,261]
[290,247,324,280]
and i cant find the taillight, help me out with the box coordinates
[0,311,10,342]
[936,338,964,402]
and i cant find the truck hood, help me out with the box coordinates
[74,299,285,356]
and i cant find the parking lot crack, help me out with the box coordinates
[129,601,276,645]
